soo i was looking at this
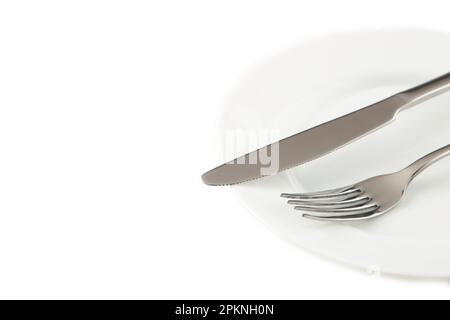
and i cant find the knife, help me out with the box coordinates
[202,72,450,186]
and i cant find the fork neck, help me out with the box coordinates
[402,145,450,182]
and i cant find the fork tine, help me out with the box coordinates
[280,186,352,198]
[288,196,371,209]
[281,188,362,202]
[302,211,379,222]
[294,203,378,215]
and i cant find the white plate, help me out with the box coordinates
[220,29,450,278]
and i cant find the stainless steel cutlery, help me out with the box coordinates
[281,145,450,221]
[203,72,450,222]
[202,72,450,186]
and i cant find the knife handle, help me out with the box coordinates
[399,72,450,109]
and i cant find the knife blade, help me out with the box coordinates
[202,72,450,186]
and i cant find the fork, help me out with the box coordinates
[281,145,450,222]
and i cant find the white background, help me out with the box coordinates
[0,0,449,299]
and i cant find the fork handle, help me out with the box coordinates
[403,145,450,181]
[399,72,450,109]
